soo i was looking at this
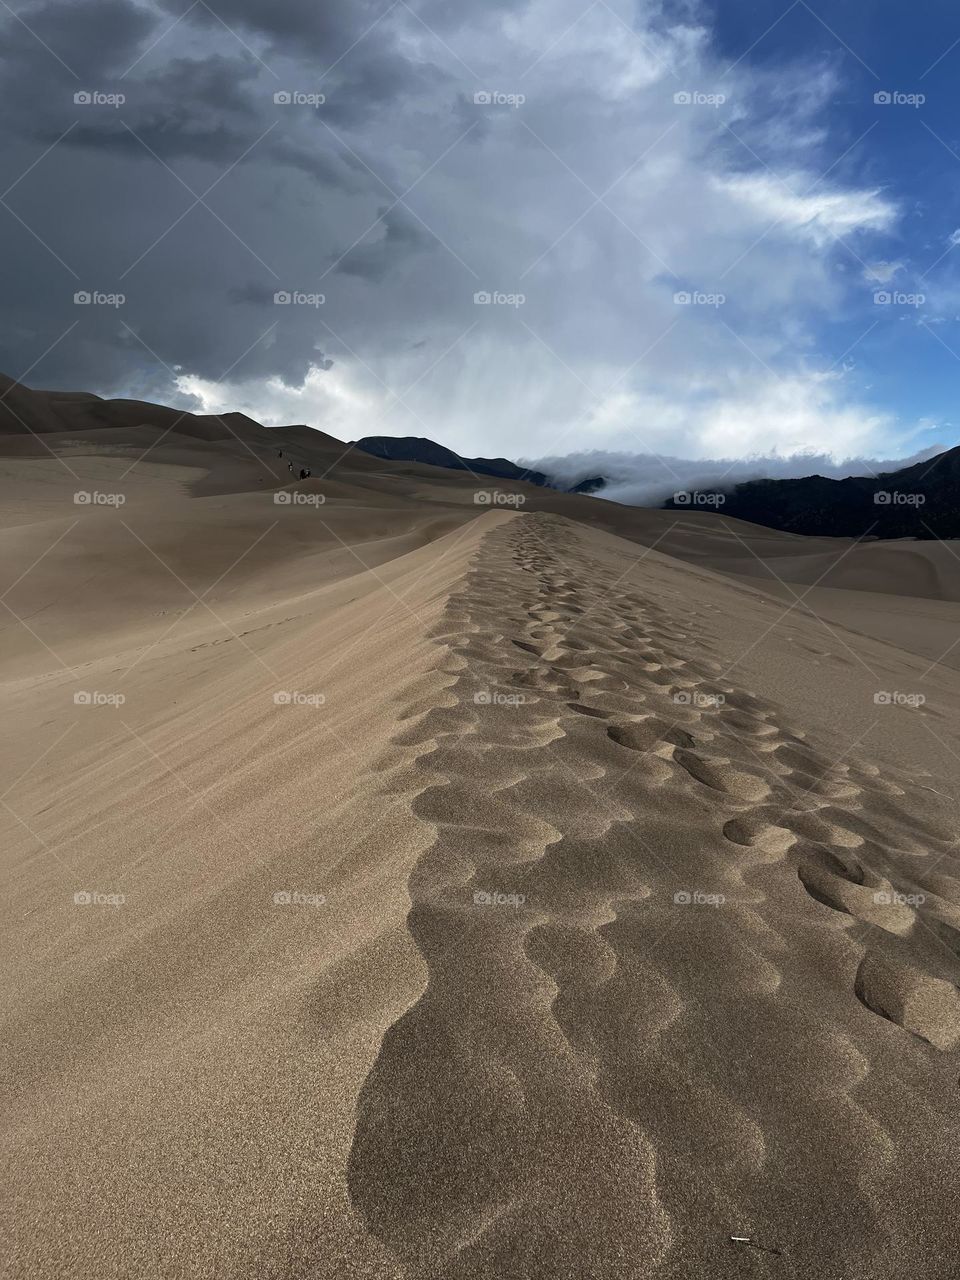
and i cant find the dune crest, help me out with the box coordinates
[347,513,960,1278]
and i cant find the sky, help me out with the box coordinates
[2,0,960,473]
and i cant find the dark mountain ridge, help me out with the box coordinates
[666,447,960,538]
[353,435,550,487]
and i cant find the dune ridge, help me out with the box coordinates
[348,512,960,1279]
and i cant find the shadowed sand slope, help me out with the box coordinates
[348,513,960,1280]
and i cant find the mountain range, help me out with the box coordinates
[3,372,955,539]
[353,431,960,539]
[353,435,610,492]
[665,450,960,539]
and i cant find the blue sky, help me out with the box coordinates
[710,0,960,454]
[1,0,959,467]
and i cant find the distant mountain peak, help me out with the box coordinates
[353,435,552,488]
[664,445,960,539]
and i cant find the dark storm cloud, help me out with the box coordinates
[334,207,435,280]
[60,53,352,186]
[140,53,262,117]
[229,282,281,305]
[0,0,439,392]
[318,52,450,127]
[68,117,254,166]
[0,0,152,147]
[0,0,152,77]
[153,0,444,122]
[156,0,394,60]
[0,0,462,396]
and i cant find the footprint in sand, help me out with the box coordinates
[723,814,797,854]
[856,953,960,1052]
[566,703,609,719]
[673,749,772,802]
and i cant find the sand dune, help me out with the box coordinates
[2,381,960,1278]
[350,514,960,1278]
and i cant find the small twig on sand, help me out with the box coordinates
[916,784,952,799]
[730,1235,783,1257]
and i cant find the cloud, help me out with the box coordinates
[333,207,435,280]
[527,444,943,506]
[177,363,380,441]
[863,260,904,284]
[0,0,911,464]
[717,172,896,247]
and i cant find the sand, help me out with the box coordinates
[2,384,960,1278]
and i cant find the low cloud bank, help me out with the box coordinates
[525,449,942,507]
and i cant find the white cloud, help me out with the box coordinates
[529,444,942,506]
[177,366,381,440]
[863,260,904,283]
[717,173,896,247]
